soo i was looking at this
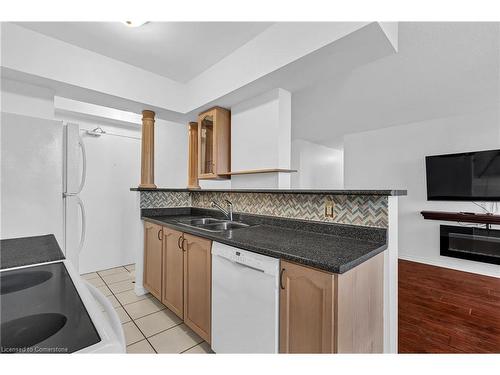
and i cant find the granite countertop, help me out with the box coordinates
[0,234,65,270]
[142,212,387,274]
[131,187,407,196]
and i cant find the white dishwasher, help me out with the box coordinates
[211,242,280,353]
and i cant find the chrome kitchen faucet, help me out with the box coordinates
[211,199,233,221]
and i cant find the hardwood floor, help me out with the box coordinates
[398,259,500,353]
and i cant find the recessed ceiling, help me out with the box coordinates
[292,22,500,148]
[15,22,273,83]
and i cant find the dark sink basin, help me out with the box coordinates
[1,313,67,350]
[0,271,53,295]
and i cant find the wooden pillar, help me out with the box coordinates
[187,122,200,189]
[139,110,156,188]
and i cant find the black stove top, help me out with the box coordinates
[0,262,101,353]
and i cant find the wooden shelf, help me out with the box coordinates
[198,173,230,181]
[421,211,500,225]
[218,168,297,176]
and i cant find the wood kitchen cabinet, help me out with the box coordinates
[198,106,230,180]
[146,218,383,353]
[161,227,185,319]
[143,222,163,300]
[144,222,212,343]
[279,261,335,353]
[183,233,212,343]
[279,252,384,353]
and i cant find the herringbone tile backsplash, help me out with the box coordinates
[140,191,190,208]
[140,191,388,228]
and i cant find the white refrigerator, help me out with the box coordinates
[1,112,86,272]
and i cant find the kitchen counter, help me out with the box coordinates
[142,209,387,274]
[132,187,407,196]
[0,234,65,270]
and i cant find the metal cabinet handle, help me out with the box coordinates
[157,228,163,241]
[181,238,187,252]
[280,268,285,290]
[177,235,183,249]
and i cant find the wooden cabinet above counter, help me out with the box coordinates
[197,107,231,180]
[187,105,297,186]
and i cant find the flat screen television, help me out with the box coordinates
[426,149,500,201]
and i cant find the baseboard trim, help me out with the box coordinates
[398,254,500,278]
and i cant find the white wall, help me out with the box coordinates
[231,88,291,188]
[291,139,343,189]
[54,99,188,189]
[198,179,231,190]
[1,78,55,119]
[155,118,188,188]
[344,109,500,277]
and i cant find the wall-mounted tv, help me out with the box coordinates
[426,149,500,201]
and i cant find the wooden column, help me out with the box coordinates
[139,110,156,188]
[187,122,199,188]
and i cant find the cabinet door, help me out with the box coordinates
[212,108,230,175]
[197,107,230,179]
[162,228,185,319]
[183,233,212,343]
[143,222,163,300]
[279,260,335,353]
[198,111,215,177]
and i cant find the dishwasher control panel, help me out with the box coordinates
[212,242,279,275]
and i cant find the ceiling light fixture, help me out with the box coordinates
[122,21,148,28]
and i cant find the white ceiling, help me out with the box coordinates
[292,22,500,148]
[15,22,273,82]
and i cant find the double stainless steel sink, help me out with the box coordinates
[176,217,251,232]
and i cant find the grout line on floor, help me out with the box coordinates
[116,294,154,307]
[179,342,203,354]
[140,320,184,340]
[96,266,128,276]
[102,277,135,286]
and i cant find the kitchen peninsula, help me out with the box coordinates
[130,187,405,353]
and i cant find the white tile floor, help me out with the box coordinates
[82,264,213,354]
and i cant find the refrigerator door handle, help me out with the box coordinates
[75,195,86,255]
[76,136,87,194]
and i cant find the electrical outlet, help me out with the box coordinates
[324,200,335,218]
